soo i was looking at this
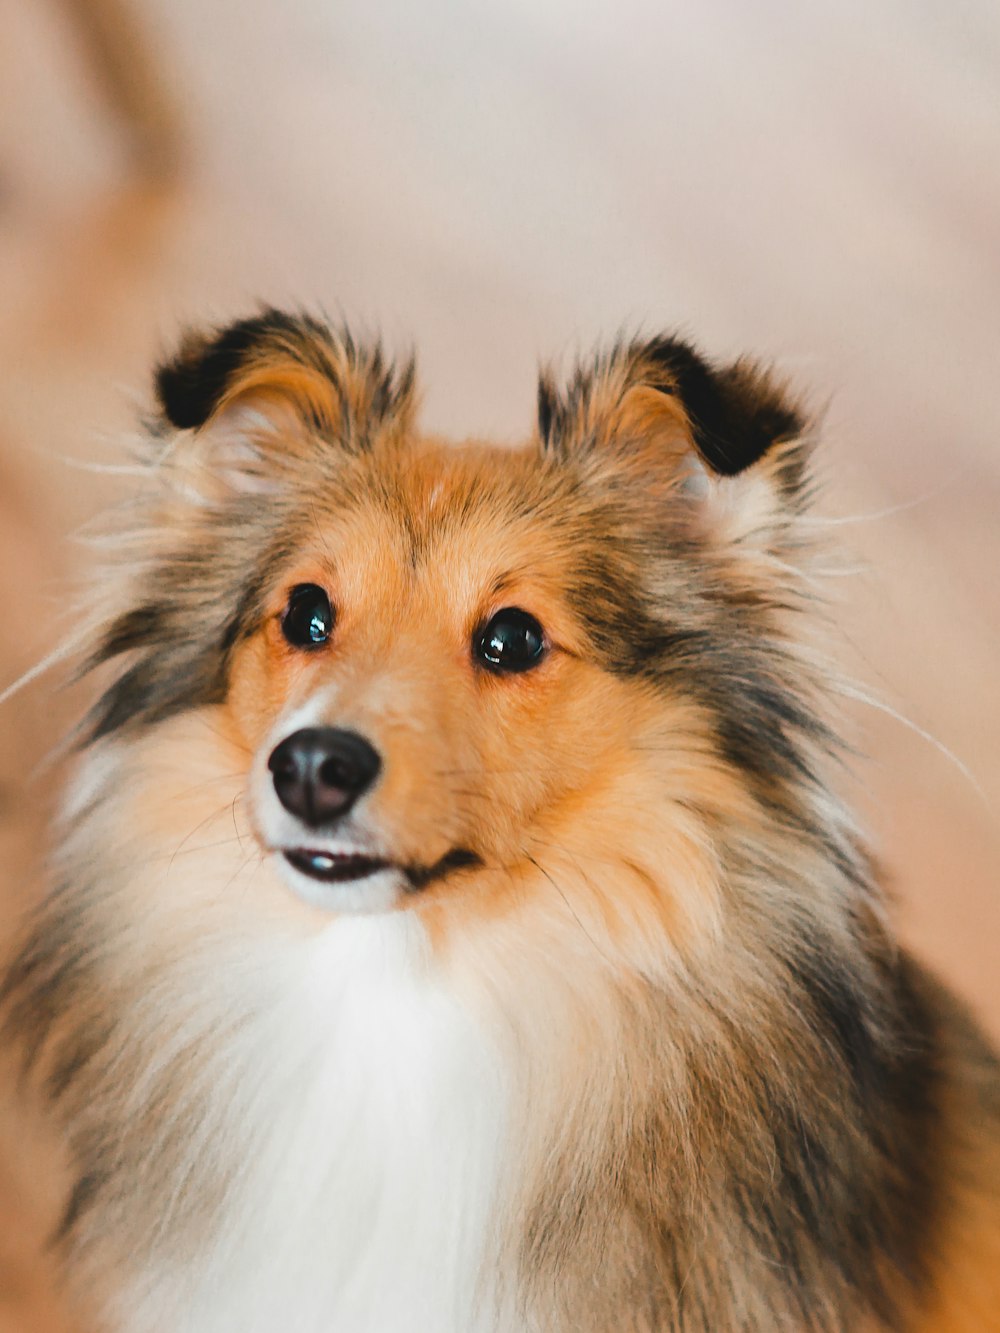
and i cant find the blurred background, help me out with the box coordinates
[0,0,998,1325]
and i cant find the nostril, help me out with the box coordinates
[315,733,382,797]
[268,750,297,778]
[319,755,353,790]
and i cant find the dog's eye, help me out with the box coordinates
[282,584,334,648]
[474,608,545,673]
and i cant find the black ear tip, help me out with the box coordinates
[699,359,804,477]
[154,326,235,432]
[653,343,804,477]
[155,351,208,430]
[153,314,278,431]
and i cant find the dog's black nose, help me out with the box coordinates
[268,728,382,827]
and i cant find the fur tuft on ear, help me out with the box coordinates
[155,308,416,445]
[538,334,804,482]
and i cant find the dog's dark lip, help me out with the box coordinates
[404,847,482,892]
[282,849,389,884]
[281,847,481,890]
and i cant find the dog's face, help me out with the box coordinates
[231,438,661,913]
[84,312,813,931]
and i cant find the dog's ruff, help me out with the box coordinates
[115,908,506,1333]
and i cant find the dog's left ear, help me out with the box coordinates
[537,335,806,494]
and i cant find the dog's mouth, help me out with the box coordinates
[281,846,480,891]
[283,849,389,884]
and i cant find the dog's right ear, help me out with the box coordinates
[151,308,415,499]
[157,309,339,435]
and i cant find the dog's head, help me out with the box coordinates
[83,310,820,937]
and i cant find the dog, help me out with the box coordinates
[3,310,999,1331]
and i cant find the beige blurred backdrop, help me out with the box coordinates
[0,0,998,1326]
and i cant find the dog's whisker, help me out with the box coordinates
[524,852,617,972]
[163,774,249,801]
[165,803,247,872]
[155,833,251,865]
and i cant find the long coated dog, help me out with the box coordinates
[4,311,999,1331]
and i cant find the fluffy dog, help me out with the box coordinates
[4,311,999,1331]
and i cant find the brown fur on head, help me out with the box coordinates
[4,310,995,1332]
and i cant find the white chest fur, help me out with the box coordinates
[115,913,510,1333]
